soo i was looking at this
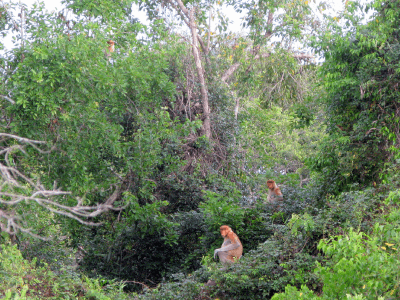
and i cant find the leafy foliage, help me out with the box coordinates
[0,242,131,299]
[273,194,400,299]
[308,0,400,192]
[2,0,400,299]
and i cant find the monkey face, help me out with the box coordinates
[220,228,227,237]
[267,180,276,190]
[267,180,283,200]
[220,225,230,237]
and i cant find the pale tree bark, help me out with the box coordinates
[165,0,211,66]
[172,0,211,139]
[0,133,125,240]
[161,0,212,138]
[189,8,211,138]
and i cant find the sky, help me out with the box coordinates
[20,0,61,11]
[1,0,347,51]
[13,0,242,25]
[1,0,275,49]
[1,0,60,49]
[1,0,151,50]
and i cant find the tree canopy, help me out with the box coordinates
[0,0,400,299]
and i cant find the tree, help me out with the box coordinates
[308,0,400,191]
[138,0,214,138]
[0,1,196,240]
[0,134,124,240]
[137,0,325,138]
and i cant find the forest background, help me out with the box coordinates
[0,0,400,299]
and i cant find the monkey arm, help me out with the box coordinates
[214,240,241,259]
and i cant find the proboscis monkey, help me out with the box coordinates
[214,225,243,264]
[267,180,283,202]
[105,40,115,61]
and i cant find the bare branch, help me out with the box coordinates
[173,0,190,18]
[221,62,241,83]
[188,7,211,139]
[162,0,190,27]
[0,133,46,144]
[123,280,150,290]
[165,0,210,66]
[0,134,126,240]
[0,95,16,104]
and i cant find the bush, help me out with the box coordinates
[273,197,400,299]
[0,242,131,299]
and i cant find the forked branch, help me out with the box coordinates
[0,134,125,240]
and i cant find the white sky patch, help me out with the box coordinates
[1,0,370,52]
[1,0,63,50]
[1,0,150,50]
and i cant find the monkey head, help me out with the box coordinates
[220,225,233,238]
[267,180,283,197]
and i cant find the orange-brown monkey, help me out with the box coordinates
[267,180,283,202]
[107,40,115,52]
[105,40,115,61]
[214,225,243,264]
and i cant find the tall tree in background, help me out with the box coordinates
[309,0,400,192]
[138,0,326,135]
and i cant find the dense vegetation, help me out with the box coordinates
[0,0,399,299]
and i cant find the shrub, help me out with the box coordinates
[272,209,400,299]
[0,242,130,299]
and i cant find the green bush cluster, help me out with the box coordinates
[135,164,400,299]
[0,242,131,299]
[273,202,400,299]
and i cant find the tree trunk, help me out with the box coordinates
[189,8,211,139]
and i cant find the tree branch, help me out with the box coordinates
[0,134,126,240]
[188,7,211,138]
[165,0,211,66]
[0,95,16,104]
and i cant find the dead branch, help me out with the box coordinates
[122,280,150,290]
[0,95,16,104]
[221,62,241,83]
[0,134,126,240]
